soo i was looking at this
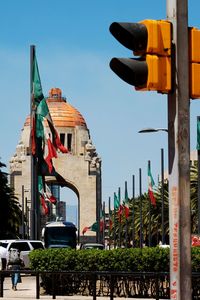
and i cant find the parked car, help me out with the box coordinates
[0,239,44,268]
[80,243,104,250]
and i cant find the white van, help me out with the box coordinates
[0,239,44,269]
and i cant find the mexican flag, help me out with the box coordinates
[31,52,68,174]
[36,96,68,173]
[114,192,123,221]
[100,207,105,232]
[31,52,45,156]
[148,164,156,206]
[114,192,119,210]
[82,221,98,235]
[38,176,57,215]
[123,183,129,218]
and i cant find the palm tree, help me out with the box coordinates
[110,162,199,247]
[0,160,22,238]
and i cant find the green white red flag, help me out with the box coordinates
[148,164,156,206]
[31,52,68,173]
[82,222,98,235]
[38,175,57,215]
[123,182,129,218]
[114,192,119,210]
[114,192,123,222]
[36,96,68,173]
[31,51,68,215]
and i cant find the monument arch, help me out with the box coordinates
[10,88,101,242]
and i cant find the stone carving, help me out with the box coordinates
[85,139,96,161]
[84,139,101,170]
[10,140,26,172]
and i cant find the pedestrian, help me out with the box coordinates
[7,248,24,291]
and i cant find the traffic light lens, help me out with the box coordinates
[109,22,148,53]
[110,57,148,87]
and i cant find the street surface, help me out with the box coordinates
[2,275,169,300]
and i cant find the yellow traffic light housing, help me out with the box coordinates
[109,19,172,94]
[189,27,200,99]
[138,20,171,56]
[137,54,171,93]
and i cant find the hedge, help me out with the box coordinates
[28,247,200,297]
[29,247,171,272]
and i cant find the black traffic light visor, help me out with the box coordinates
[110,58,148,87]
[109,22,148,53]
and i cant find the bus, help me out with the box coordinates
[42,221,77,249]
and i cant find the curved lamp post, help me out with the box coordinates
[138,127,168,245]
[138,127,168,133]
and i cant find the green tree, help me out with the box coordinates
[110,162,199,247]
[0,160,22,238]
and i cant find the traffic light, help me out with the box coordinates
[109,20,172,93]
[189,27,200,99]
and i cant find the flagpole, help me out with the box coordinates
[161,148,165,244]
[30,45,37,240]
[118,187,121,248]
[132,174,135,248]
[197,116,200,234]
[148,161,152,247]
[125,181,128,248]
[102,201,105,246]
[139,168,143,248]
[108,197,111,250]
[113,193,116,249]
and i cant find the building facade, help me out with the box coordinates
[9,88,101,242]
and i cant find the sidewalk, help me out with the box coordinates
[2,275,166,300]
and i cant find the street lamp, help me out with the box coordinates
[138,127,168,133]
[138,127,168,245]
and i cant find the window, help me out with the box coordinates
[67,134,72,152]
[9,242,30,252]
[60,133,65,146]
[30,242,44,250]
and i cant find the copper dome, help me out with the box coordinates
[24,88,87,128]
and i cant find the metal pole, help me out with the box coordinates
[139,168,143,248]
[108,197,111,250]
[125,181,128,248]
[118,187,121,247]
[198,151,200,233]
[25,197,29,238]
[148,161,151,247]
[22,185,25,239]
[197,116,200,234]
[96,161,102,243]
[132,175,135,247]
[167,1,191,299]
[102,201,105,246]
[113,193,116,249]
[30,45,37,240]
[161,148,165,245]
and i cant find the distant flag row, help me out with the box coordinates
[82,182,131,234]
[31,49,68,215]
[82,163,157,234]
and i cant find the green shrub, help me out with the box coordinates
[29,247,200,297]
[29,247,170,272]
[30,247,200,273]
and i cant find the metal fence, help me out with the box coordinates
[0,270,199,299]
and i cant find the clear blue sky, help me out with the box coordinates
[1,0,200,209]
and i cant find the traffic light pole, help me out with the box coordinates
[167,1,191,300]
